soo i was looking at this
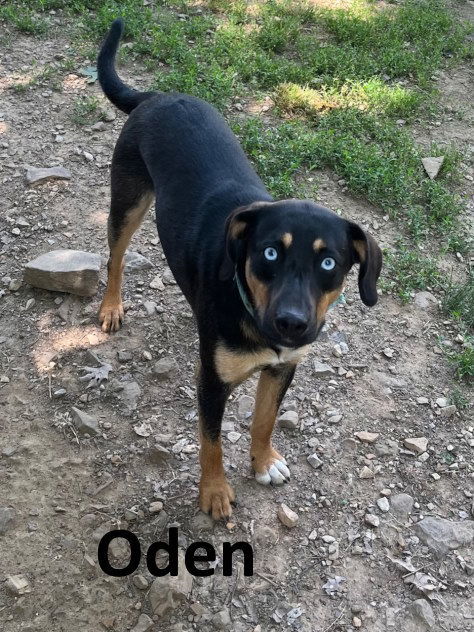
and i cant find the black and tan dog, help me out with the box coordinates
[97,19,382,520]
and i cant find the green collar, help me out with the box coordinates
[234,269,256,319]
[234,269,345,318]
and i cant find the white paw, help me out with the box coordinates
[255,459,290,486]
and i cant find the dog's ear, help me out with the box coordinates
[347,221,383,306]
[219,202,269,281]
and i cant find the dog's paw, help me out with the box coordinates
[252,446,290,486]
[199,477,235,521]
[99,300,124,333]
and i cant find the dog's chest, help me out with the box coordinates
[215,344,310,385]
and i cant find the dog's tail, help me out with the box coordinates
[97,18,157,115]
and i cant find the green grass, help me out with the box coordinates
[443,272,474,330]
[1,0,472,375]
[70,95,101,125]
[449,343,474,381]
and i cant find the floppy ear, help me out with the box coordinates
[219,202,268,281]
[347,221,383,306]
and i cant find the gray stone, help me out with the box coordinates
[313,361,335,376]
[408,599,436,629]
[5,574,31,595]
[91,121,107,131]
[143,300,157,316]
[124,251,153,272]
[120,381,141,413]
[307,453,323,469]
[237,394,254,418]
[26,165,71,186]
[414,291,437,309]
[24,249,100,296]
[211,608,232,630]
[117,350,132,362]
[147,444,171,464]
[422,156,444,180]
[132,574,149,590]
[404,437,428,454]
[390,494,414,518]
[377,497,390,513]
[71,407,100,436]
[153,357,178,380]
[278,410,299,429]
[131,614,153,632]
[0,507,15,535]
[415,517,474,557]
[149,549,193,616]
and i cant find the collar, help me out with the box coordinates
[234,269,256,319]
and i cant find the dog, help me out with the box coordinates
[97,19,382,520]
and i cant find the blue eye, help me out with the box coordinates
[264,247,278,261]
[321,257,336,271]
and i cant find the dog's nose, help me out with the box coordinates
[274,310,309,338]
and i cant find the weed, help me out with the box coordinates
[442,273,474,330]
[70,95,101,125]
[381,244,440,302]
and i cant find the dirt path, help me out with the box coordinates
[1,9,473,632]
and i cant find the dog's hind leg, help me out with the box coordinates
[99,151,154,333]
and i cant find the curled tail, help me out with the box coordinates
[97,18,157,114]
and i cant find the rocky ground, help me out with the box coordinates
[1,9,473,632]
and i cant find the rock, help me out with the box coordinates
[307,453,323,469]
[153,357,178,380]
[131,614,153,632]
[377,497,390,513]
[422,156,444,180]
[277,503,299,528]
[353,616,362,628]
[149,549,193,616]
[374,439,399,457]
[415,517,474,557]
[132,575,149,590]
[211,608,232,630]
[227,431,241,443]
[359,466,374,479]
[404,437,428,454]
[414,291,437,309]
[143,300,157,316]
[24,249,101,296]
[6,574,31,595]
[118,350,132,362]
[0,507,15,535]
[124,251,153,272]
[149,501,163,514]
[120,381,141,412]
[382,347,394,358]
[435,397,449,408]
[102,109,116,121]
[26,165,71,186]
[162,267,176,284]
[278,410,299,429]
[390,493,414,518]
[147,444,171,464]
[408,599,436,629]
[417,397,429,404]
[91,121,107,131]
[150,275,165,290]
[365,513,380,527]
[439,405,456,418]
[322,535,335,543]
[313,361,335,376]
[355,431,379,444]
[71,407,100,436]
[237,394,254,418]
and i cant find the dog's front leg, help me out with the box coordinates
[251,364,296,486]
[197,365,235,520]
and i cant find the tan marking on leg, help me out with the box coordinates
[199,431,235,520]
[281,232,293,248]
[250,367,294,483]
[316,284,344,325]
[245,257,268,316]
[99,192,154,333]
[313,238,326,251]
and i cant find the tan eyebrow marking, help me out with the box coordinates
[313,238,326,251]
[281,232,293,248]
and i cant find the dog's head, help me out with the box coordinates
[220,200,382,348]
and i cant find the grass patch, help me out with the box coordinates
[442,273,474,330]
[380,244,441,302]
[449,343,474,381]
[70,95,101,125]
[0,5,49,35]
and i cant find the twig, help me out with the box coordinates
[322,604,347,632]
[255,571,278,587]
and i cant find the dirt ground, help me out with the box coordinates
[1,7,473,632]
